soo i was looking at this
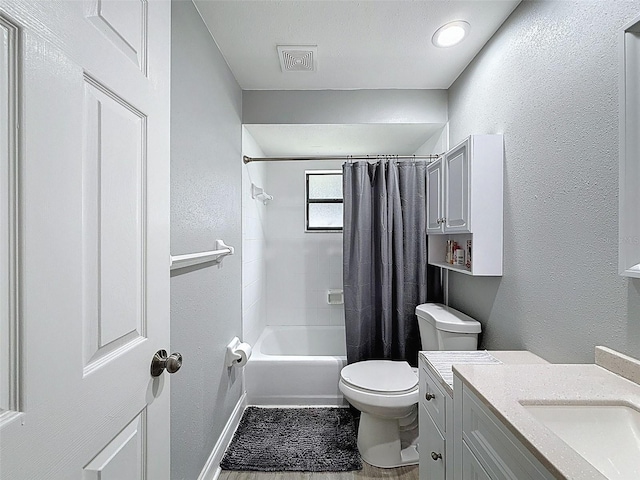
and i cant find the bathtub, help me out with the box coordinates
[244,326,348,405]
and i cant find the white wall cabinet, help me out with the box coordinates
[427,135,503,276]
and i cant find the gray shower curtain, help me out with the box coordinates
[342,160,439,367]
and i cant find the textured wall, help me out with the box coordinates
[170,2,243,479]
[447,0,640,363]
[265,160,345,327]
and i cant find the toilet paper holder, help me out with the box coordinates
[225,337,252,367]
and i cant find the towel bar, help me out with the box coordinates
[170,239,234,270]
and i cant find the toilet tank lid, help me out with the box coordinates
[415,303,481,334]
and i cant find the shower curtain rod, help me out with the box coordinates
[242,154,441,164]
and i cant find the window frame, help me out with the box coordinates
[305,169,343,232]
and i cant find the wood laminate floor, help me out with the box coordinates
[219,463,419,480]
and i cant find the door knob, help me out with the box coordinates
[150,349,183,377]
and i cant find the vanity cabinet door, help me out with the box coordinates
[421,367,447,432]
[462,442,491,480]
[420,407,446,480]
[427,158,444,234]
[461,387,555,480]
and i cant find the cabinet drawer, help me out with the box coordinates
[462,441,491,480]
[462,388,554,480]
[420,405,446,480]
[420,367,446,432]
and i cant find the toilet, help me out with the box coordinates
[339,303,481,468]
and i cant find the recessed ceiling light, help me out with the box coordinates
[432,21,470,48]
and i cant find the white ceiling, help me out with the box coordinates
[244,123,446,157]
[194,0,520,90]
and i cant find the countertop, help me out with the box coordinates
[452,347,640,480]
[419,350,548,396]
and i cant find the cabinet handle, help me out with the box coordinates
[431,452,443,461]
[425,392,435,401]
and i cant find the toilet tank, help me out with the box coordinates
[415,303,481,351]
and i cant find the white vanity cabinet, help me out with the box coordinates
[453,382,555,480]
[419,355,453,480]
[427,134,503,276]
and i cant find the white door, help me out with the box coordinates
[0,1,171,479]
[444,139,471,233]
[426,158,444,234]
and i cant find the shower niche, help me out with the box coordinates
[427,135,503,276]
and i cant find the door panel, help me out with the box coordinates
[426,159,444,234]
[84,410,147,480]
[444,141,470,233]
[85,0,148,73]
[82,76,147,373]
[0,1,170,478]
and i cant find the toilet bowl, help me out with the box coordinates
[339,360,419,468]
[340,303,481,468]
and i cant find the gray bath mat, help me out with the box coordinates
[220,407,362,472]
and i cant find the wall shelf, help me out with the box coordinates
[170,239,234,270]
[428,261,473,276]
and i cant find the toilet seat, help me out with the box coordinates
[340,360,418,395]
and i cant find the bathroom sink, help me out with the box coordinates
[523,404,640,479]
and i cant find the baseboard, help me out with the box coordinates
[197,392,247,480]
[248,394,348,406]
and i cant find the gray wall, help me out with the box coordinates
[171,2,243,479]
[243,89,448,124]
[447,0,640,363]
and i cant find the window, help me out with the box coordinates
[305,170,343,231]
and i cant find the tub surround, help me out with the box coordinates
[452,347,640,479]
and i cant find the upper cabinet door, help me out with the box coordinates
[427,158,444,234]
[444,139,471,233]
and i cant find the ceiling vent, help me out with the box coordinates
[277,45,317,72]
